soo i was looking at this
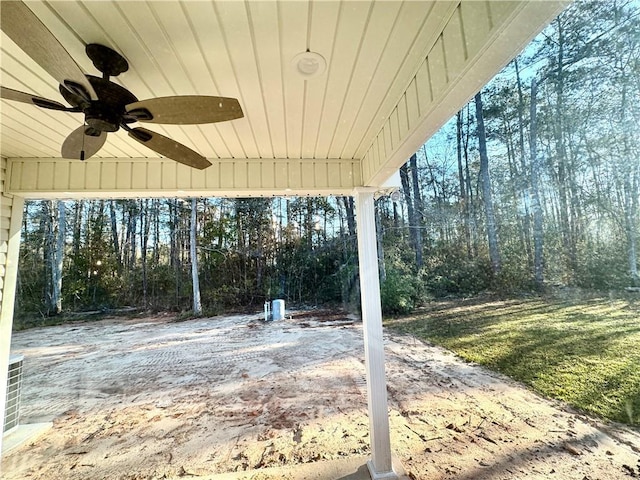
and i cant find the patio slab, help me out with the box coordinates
[2,422,52,456]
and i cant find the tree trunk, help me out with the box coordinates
[456,111,466,202]
[338,196,358,310]
[109,200,121,270]
[141,199,150,306]
[341,196,356,238]
[530,78,545,288]
[169,199,178,269]
[456,110,472,256]
[400,162,419,269]
[191,198,202,315]
[624,181,639,285]
[72,201,83,261]
[153,199,161,265]
[552,17,579,279]
[305,198,314,246]
[463,105,478,255]
[128,201,138,269]
[48,200,65,315]
[410,153,424,268]
[475,91,501,274]
[375,199,386,283]
[514,59,533,268]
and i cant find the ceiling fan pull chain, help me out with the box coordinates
[80,122,86,161]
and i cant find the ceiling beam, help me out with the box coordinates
[5,157,362,199]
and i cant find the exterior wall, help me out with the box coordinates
[0,157,25,451]
[0,157,19,320]
[361,0,567,186]
[0,192,23,325]
[5,157,361,199]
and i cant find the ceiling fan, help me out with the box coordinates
[0,1,243,170]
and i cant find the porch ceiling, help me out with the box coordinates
[1,0,566,198]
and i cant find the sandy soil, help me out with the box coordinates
[2,310,639,479]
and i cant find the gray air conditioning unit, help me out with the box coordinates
[4,354,24,433]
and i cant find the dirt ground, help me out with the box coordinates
[3,309,640,479]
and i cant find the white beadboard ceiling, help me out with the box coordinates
[1,1,566,195]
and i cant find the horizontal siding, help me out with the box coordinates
[6,158,362,198]
[0,155,24,439]
[1,159,11,304]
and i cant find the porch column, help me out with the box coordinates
[354,188,397,480]
[0,193,25,454]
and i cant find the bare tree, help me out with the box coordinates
[48,200,65,314]
[191,198,202,315]
[475,91,501,274]
[529,78,545,288]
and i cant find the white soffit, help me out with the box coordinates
[0,1,567,196]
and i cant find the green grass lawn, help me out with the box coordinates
[385,295,640,426]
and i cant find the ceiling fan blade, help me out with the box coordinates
[61,126,107,160]
[125,96,244,125]
[1,86,70,111]
[128,127,211,170]
[1,1,97,100]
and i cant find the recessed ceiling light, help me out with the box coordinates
[291,51,327,78]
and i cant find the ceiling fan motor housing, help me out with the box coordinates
[85,106,121,132]
[60,75,139,133]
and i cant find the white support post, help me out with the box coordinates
[0,195,25,456]
[354,189,398,480]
